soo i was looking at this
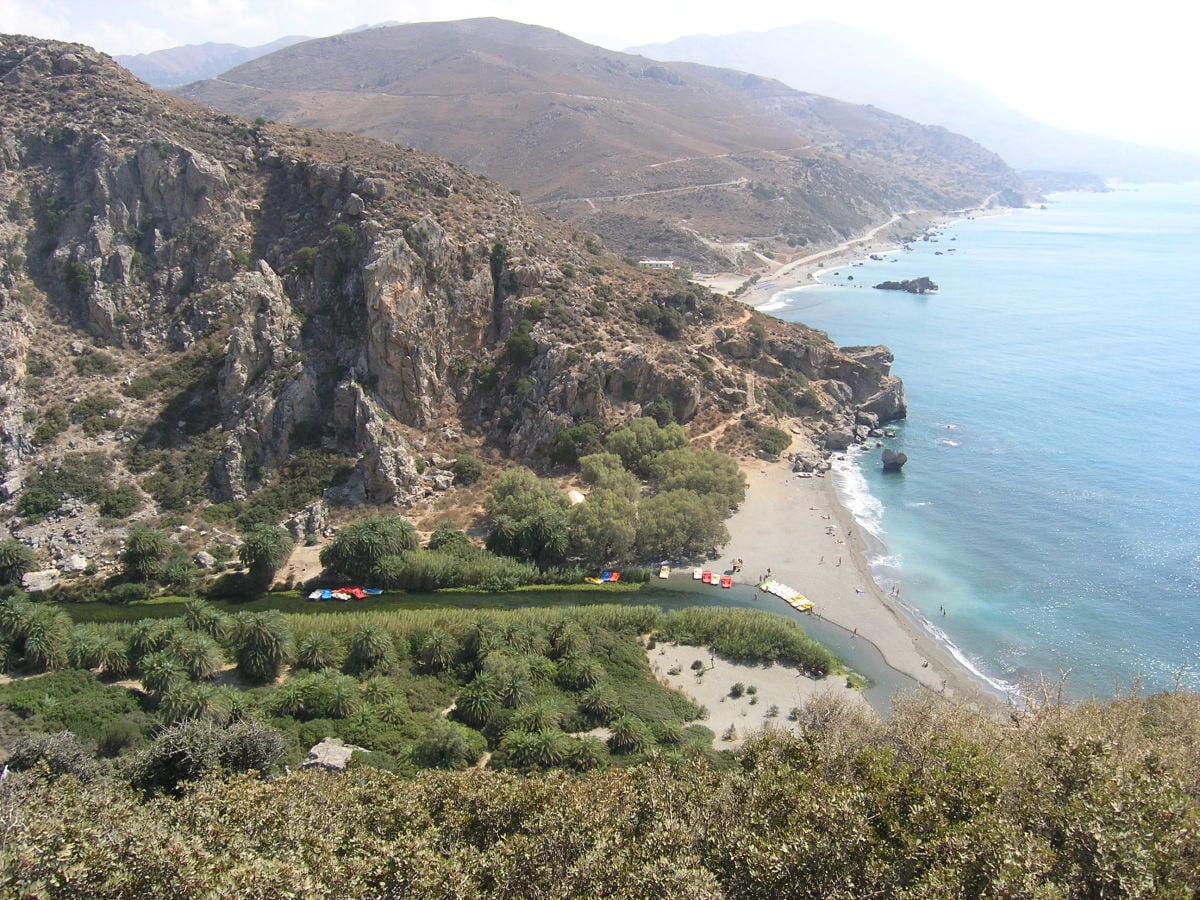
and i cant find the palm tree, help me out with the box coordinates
[549,621,591,659]
[270,677,310,718]
[375,695,410,726]
[325,674,361,719]
[578,684,619,722]
[607,714,650,755]
[454,673,499,728]
[511,700,563,734]
[160,683,218,722]
[319,515,417,578]
[182,599,229,641]
[238,524,295,589]
[168,630,224,681]
[499,729,537,768]
[344,623,394,675]
[232,611,293,683]
[68,624,103,669]
[119,526,173,582]
[526,654,557,685]
[139,651,186,695]
[557,656,605,691]
[524,728,571,767]
[416,627,458,673]
[462,616,500,665]
[569,736,607,771]
[361,674,394,704]
[125,618,173,664]
[0,539,36,586]
[94,636,131,677]
[295,631,342,671]
[19,604,69,671]
[653,720,685,745]
[502,620,550,656]
[496,671,535,709]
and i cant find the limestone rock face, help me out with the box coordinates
[0,35,916,575]
[333,382,419,504]
[362,217,492,427]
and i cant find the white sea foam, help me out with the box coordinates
[830,456,884,540]
[832,455,1016,699]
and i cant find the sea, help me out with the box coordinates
[758,183,1200,699]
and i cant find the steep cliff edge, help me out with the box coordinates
[0,36,902,572]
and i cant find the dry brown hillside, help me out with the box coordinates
[176,18,1027,271]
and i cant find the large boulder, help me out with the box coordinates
[21,569,58,592]
[303,737,365,771]
[882,449,908,472]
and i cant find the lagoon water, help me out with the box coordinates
[763,184,1200,698]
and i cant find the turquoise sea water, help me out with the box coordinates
[762,184,1200,698]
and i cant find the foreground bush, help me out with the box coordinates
[3,690,1199,896]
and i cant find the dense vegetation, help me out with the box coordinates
[5,602,832,780]
[492,417,747,567]
[2,687,1197,896]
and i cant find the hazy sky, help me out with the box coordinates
[3,0,1197,155]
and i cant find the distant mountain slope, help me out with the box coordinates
[630,20,1200,183]
[176,18,1025,271]
[116,37,309,87]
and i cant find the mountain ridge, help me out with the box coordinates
[630,21,1200,183]
[175,18,1027,273]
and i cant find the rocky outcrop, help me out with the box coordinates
[874,276,938,294]
[882,448,908,472]
[303,737,365,771]
[0,35,912,573]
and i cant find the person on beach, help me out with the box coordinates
[837,557,842,567]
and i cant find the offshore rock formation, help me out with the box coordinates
[873,276,938,294]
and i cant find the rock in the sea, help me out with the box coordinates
[882,449,908,472]
[874,276,938,294]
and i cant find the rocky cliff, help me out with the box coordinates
[0,36,903,572]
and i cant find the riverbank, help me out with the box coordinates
[721,456,998,706]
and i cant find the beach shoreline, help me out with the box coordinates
[694,203,1009,309]
[721,455,1000,709]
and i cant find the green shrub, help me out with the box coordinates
[757,427,792,459]
[320,515,418,579]
[450,454,484,485]
[7,731,97,781]
[128,718,285,795]
[0,539,37,585]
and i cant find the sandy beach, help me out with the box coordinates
[721,456,996,707]
[695,202,1007,309]
[647,641,869,749]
